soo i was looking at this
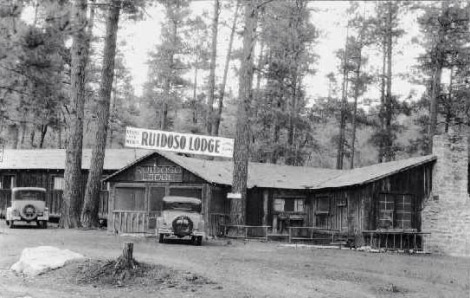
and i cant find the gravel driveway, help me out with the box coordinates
[1,221,469,298]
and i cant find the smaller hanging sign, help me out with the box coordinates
[136,165,183,182]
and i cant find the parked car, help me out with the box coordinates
[6,187,49,228]
[157,196,205,245]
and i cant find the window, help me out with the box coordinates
[53,176,65,190]
[379,194,394,229]
[378,193,413,229]
[274,199,284,212]
[1,175,16,189]
[115,187,146,211]
[315,196,330,228]
[395,195,412,229]
[273,197,304,212]
[149,187,165,212]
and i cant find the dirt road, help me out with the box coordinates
[1,221,470,298]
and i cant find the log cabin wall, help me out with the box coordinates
[0,169,112,219]
[311,163,433,234]
[243,162,433,237]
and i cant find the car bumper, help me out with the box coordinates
[8,215,49,221]
[157,228,205,238]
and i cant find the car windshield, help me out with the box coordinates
[163,201,201,213]
[13,190,46,201]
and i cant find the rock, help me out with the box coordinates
[11,246,84,276]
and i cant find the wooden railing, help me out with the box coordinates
[112,211,160,234]
[209,213,230,237]
[288,227,343,244]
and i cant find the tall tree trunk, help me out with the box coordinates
[206,0,220,135]
[287,75,298,166]
[10,124,19,149]
[39,124,47,148]
[270,93,282,164]
[212,0,240,136]
[161,3,179,131]
[428,1,447,153]
[30,127,35,148]
[107,65,118,148]
[57,125,62,148]
[444,66,454,133]
[19,112,27,148]
[378,33,387,163]
[336,23,349,170]
[384,0,393,162]
[60,0,90,229]
[192,59,199,103]
[230,0,258,227]
[255,40,264,93]
[350,8,367,169]
[350,45,363,169]
[82,0,121,228]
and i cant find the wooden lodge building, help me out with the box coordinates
[0,149,151,218]
[1,134,469,255]
[103,149,436,251]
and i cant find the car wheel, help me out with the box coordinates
[8,220,14,229]
[159,234,165,244]
[41,221,48,229]
[195,236,202,246]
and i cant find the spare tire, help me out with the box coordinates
[22,204,37,221]
[172,215,193,237]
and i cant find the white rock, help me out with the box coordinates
[11,246,84,276]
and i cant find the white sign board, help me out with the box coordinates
[227,192,242,199]
[125,126,234,158]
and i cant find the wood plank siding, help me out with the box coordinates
[107,155,215,234]
[246,163,433,236]
[0,169,111,219]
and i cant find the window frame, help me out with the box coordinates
[314,195,330,228]
[378,193,414,230]
[272,196,306,213]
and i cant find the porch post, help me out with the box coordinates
[262,189,269,226]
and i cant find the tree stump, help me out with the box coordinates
[114,242,139,277]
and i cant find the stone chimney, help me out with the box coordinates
[422,134,470,256]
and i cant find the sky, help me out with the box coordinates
[22,1,429,107]
[118,1,428,108]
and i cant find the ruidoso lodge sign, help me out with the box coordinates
[125,126,234,158]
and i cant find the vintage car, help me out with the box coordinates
[6,187,49,228]
[156,196,205,245]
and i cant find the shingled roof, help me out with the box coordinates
[0,149,152,170]
[104,151,436,190]
[0,149,435,189]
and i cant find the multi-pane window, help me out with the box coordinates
[315,196,330,228]
[395,195,412,229]
[378,193,413,229]
[273,198,304,212]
